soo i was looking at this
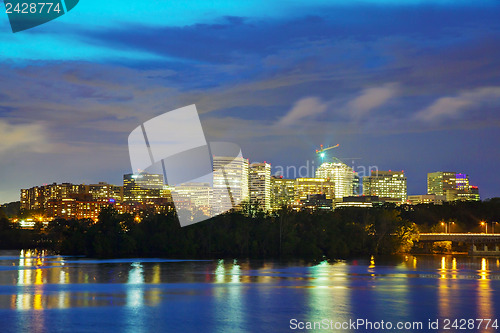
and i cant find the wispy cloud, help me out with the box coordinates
[276,83,399,127]
[0,120,48,155]
[276,97,328,127]
[345,83,399,120]
[415,86,500,122]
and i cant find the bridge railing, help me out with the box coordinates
[420,233,500,236]
[418,233,500,243]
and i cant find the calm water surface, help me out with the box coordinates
[0,250,499,332]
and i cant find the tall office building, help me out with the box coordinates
[446,186,480,201]
[87,182,123,202]
[249,162,271,211]
[427,171,480,201]
[294,178,335,202]
[212,155,249,214]
[171,182,212,216]
[315,162,355,200]
[427,172,460,196]
[353,174,361,196]
[123,173,164,202]
[363,170,407,204]
[271,176,296,211]
[241,160,249,203]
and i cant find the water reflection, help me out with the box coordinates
[478,258,493,325]
[15,249,49,311]
[307,260,351,325]
[127,262,144,308]
[214,259,225,284]
[0,251,499,332]
[438,257,452,320]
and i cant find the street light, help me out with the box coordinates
[448,221,455,234]
[481,221,487,234]
[440,221,454,233]
[493,222,498,234]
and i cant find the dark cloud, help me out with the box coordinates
[1,4,500,201]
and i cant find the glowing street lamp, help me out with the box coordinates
[481,221,488,234]
[441,221,454,233]
[448,221,455,234]
[493,222,498,234]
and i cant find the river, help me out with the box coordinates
[0,250,498,332]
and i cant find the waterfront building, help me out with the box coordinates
[123,173,164,203]
[171,182,212,217]
[427,171,480,201]
[407,194,446,205]
[363,170,407,204]
[46,198,114,221]
[297,194,332,211]
[335,195,384,208]
[21,183,91,211]
[294,178,335,203]
[249,162,271,211]
[87,182,123,202]
[271,176,295,211]
[212,155,249,214]
[315,162,355,200]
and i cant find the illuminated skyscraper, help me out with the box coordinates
[87,182,123,202]
[427,172,461,196]
[171,182,212,216]
[427,171,480,201]
[315,162,355,200]
[271,176,295,211]
[353,174,361,196]
[212,155,249,214]
[123,173,164,202]
[249,162,271,211]
[293,178,335,202]
[363,170,407,204]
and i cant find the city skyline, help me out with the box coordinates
[18,161,481,210]
[15,164,482,225]
[2,2,500,332]
[3,150,487,204]
[14,155,483,199]
[2,1,500,203]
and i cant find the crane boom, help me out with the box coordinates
[315,144,340,162]
[315,144,339,154]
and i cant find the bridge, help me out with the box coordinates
[417,233,500,255]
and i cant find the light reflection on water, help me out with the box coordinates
[0,250,499,332]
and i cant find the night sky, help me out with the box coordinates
[1,0,500,203]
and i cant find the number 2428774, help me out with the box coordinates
[5,2,62,14]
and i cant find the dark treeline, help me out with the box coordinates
[398,198,500,232]
[0,201,20,218]
[0,208,39,249]
[1,198,500,259]
[40,206,418,259]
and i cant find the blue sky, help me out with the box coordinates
[1,0,500,202]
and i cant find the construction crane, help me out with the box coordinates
[315,144,340,163]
